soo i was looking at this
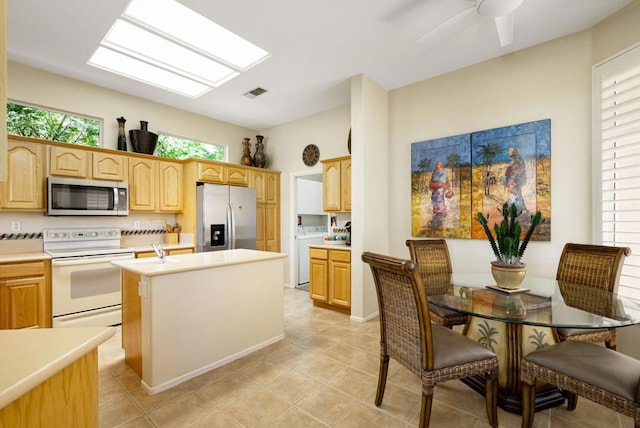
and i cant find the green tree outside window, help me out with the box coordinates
[156,134,224,161]
[7,102,100,147]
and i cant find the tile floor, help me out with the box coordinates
[98,287,633,427]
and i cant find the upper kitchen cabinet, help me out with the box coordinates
[321,156,351,212]
[128,157,156,211]
[49,145,127,181]
[195,161,248,186]
[129,156,183,213]
[158,161,183,212]
[0,138,45,211]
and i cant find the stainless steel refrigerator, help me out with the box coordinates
[196,183,257,252]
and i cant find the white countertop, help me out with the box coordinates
[112,248,288,277]
[0,252,51,263]
[309,243,352,251]
[0,327,115,409]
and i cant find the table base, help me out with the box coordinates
[460,376,565,414]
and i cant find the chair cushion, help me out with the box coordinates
[524,340,640,402]
[428,302,465,319]
[431,324,496,369]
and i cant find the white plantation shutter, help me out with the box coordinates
[593,43,640,298]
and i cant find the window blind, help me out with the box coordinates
[593,43,640,298]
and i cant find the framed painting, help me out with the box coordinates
[470,119,551,240]
[411,134,472,238]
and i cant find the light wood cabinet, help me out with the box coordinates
[227,165,249,186]
[0,139,45,211]
[158,161,183,212]
[129,157,183,212]
[128,157,156,211]
[0,259,51,329]
[252,170,280,252]
[93,151,127,181]
[321,156,351,212]
[50,145,127,181]
[197,162,225,183]
[309,247,351,312]
[49,145,90,178]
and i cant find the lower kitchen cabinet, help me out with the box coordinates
[0,259,51,329]
[309,247,351,313]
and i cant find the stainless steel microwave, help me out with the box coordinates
[47,177,129,216]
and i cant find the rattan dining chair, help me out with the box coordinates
[555,243,631,350]
[406,239,468,328]
[362,251,499,428]
[521,340,640,428]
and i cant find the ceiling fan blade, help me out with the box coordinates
[417,5,476,44]
[494,13,514,47]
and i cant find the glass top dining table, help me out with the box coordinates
[427,273,640,329]
[425,272,640,414]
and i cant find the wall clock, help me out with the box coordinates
[302,144,320,167]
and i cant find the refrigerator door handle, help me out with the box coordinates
[227,202,235,249]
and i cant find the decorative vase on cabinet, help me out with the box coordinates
[117,116,127,151]
[241,138,253,166]
[129,120,158,155]
[253,135,267,168]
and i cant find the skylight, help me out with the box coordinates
[88,0,269,98]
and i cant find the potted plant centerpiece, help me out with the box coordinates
[476,203,544,289]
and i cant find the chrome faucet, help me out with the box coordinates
[151,243,166,264]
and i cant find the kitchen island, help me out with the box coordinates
[112,249,287,395]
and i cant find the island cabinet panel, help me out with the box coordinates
[0,140,44,211]
[128,158,157,211]
[309,247,350,313]
[122,269,142,377]
[49,145,90,178]
[0,260,51,329]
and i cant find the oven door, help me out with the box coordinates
[51,253,134,325]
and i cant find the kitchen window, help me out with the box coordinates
[592,42,640,299]
[156,132,225,161]
[6,101,101,147]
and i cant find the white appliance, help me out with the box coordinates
[44,227,134,327]
[196,183,257,252]
[47,176,129,216]
[297,226,327,286]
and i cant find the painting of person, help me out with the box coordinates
[503,147,527,212]
[429,161,450,215]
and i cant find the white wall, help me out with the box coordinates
[262,105,351,285]
[389,32,593,276]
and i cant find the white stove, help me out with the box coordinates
[44,228,134,328]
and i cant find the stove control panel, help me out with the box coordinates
[43,228,121,243]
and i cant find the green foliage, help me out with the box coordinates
[7,103,100,147]
[476,202,545,265]
[156,134,224,161]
